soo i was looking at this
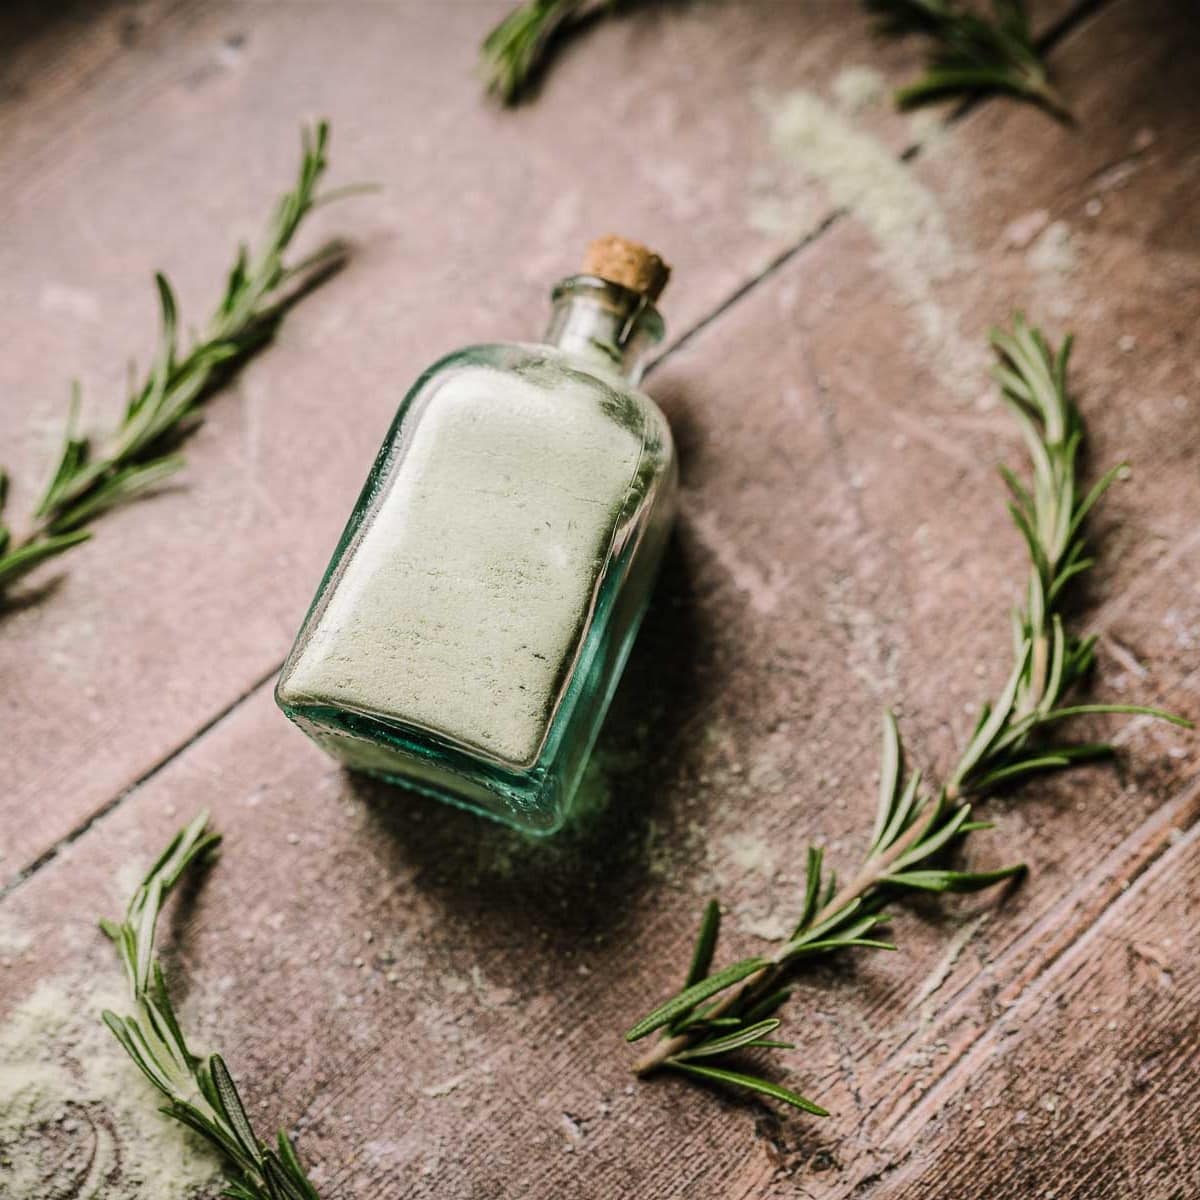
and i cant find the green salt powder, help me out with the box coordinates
[285,364,643,765]
[0,978,220,1198]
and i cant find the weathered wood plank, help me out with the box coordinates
[3,1,1197,1198]
[0,0,983,883]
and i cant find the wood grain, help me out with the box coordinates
[2,0,1198,1198]
[864,813,1200,1200]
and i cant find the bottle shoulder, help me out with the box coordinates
[408,342,674,461]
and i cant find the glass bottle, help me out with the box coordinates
[276,237,678,834]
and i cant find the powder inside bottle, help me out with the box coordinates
[285,363,644,765]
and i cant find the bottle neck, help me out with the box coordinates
[543,276,665,385]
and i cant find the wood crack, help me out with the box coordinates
[0,659,282,905]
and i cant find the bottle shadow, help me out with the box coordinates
[351,527,708,942]
[157,846,219,1010]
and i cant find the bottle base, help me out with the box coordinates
[280,701,568,836]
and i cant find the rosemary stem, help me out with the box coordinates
[631,978,768,1076]
[1026,72,1072,123]
[799,808,934,932]
[1020,626,1050,719]
[631,812,938,1076]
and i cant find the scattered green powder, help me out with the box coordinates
[737,912,794,942]
[0,917,32,962]
[1026,219,1081,320]
[721,831,776,878]
[831,65,886,113]
[1027,219,1078,277]
[0,977,219,1198]
[907,108,947,149]
[285,364,643,765]
[750,90,985,397]
[757,90,958,276]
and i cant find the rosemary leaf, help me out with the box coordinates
[782,911,892,961]
[793,846,825,936]
[875,768,923,857]
[869,711,902,853]
[481,0,613,103]
[881,865,1026,892]
[888,802,974,871]
[683,898,722,989]
[210,1055,266,1171]
[1033,703,1193,728]
[667,1061,829,1117]
[868,0,1070,119]
[0,530,91,588]
[625,956,770,1042]
[673,1019,784,1061]
[739,987,793,1026]
[785,935,899,956]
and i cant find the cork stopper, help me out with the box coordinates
[582,235,670,303]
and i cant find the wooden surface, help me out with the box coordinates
[2,1,1198,1198]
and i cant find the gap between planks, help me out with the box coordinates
[0,0,1122,904]
[0,660,281,905]
[644,0,1116,374]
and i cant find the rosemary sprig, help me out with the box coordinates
[481,0,627,103]
[0,121,350,600]
[101,813,322,1200]
[625,316,1189,1108]
[867,0,1070,119]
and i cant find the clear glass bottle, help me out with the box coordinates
[276,237,677,834]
